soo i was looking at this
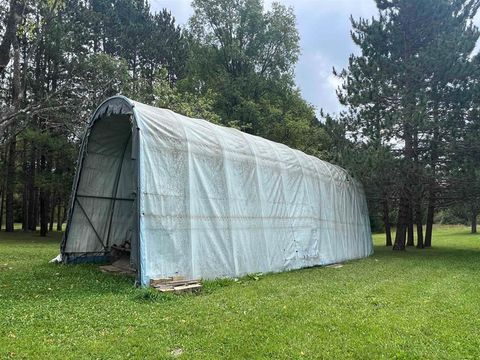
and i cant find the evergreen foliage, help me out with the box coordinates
[334,0,480,247]
[0,0,324,233]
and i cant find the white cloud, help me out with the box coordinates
[150,0,192,24]
[327,73,342,93]
[265,0,375,15]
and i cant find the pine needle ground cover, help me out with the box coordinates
[1,226,480,359]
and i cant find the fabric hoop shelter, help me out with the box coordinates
[61,96,373,285]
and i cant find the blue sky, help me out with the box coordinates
[150,0,378,115]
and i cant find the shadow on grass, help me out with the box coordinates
[14,245,480,302]
[372,244,480,268]
[3,227,480,305]
[133,287,179,302]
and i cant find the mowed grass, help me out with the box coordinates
[1,226,480,359]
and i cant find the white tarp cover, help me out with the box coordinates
[63,96,373,285]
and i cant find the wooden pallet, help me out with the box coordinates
[150,276,202,294]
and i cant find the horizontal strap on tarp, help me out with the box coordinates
[77,194,135,202]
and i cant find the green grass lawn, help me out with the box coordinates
[1,226,480,359]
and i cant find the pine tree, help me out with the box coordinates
[336,0,480,249]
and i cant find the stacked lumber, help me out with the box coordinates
[150,276,202,294]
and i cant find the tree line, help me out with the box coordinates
[0,0,327,235]
[1,0,480,250]
[331,0,480,249]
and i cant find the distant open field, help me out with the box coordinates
[1,225,480,359]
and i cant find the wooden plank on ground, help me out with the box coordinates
[153,279,200,287]
[150,278,173,287]
[173,284,202,294]
[150,276,202,294]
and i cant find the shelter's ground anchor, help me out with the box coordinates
[150,277,203,294]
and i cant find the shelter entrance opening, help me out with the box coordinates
[63,112,138,273]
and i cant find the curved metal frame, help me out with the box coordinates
[60,96,142,284]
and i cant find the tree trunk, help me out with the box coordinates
[5,137,16,232]
[425,190,435,248]
[383,198,392,246]
[394,137,412,251]
[39,191,48,236]
[39,155,48,236]
[416,222,424,248]
[415,201,424,248]
[56,203,62,231]
[0,144,7,231]
[472,206,478,234]
[22,138,28,231]
[393,195,408,250]
[0,0,25,75]
[49,194,55,232]
[425,120,439,248]
[27,145,37,231]
[22,183,28,231]
[5,28,23,232]
[394,110,415,251]
[61,205,67,226]
[0,185,4,231]
[407,203,414,246]
[34,190,39,230]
